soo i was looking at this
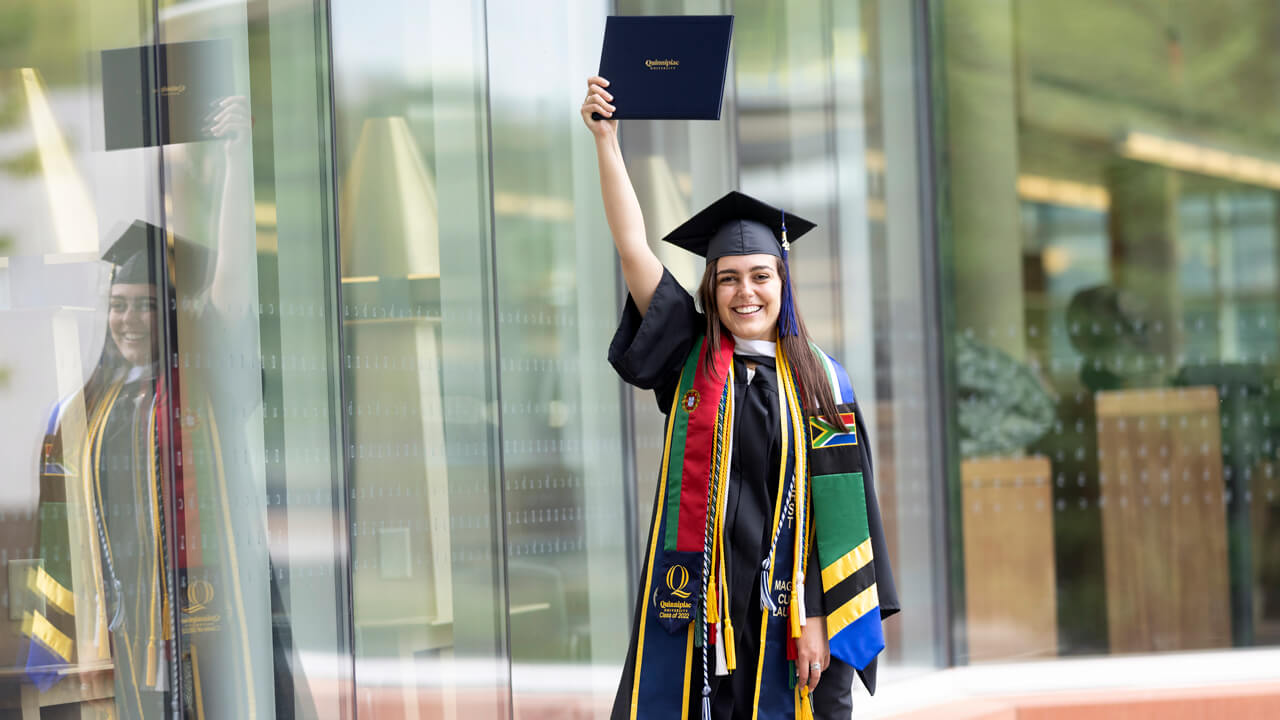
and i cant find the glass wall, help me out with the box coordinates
[29,0,1274,716]
[935,0,1280,663]
[0,0,350,717]
[327,0,638,717]
[485,2,635,716]
[328,0,510,717]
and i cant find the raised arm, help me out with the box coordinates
[581,76,664,315]
[207,95,254,319]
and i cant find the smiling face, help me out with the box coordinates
[712,253,782,342]
[108,283,158,366]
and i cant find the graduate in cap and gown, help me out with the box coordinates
[21,220,259,719]
[583,78,899,719]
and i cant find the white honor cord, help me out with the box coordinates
[715,621,728,676]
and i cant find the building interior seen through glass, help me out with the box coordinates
[938,0,1280,662]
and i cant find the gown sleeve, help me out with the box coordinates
[608,267,704,412]
[853,399,897,696]
[804,548,824,617]
[856,400,899,618]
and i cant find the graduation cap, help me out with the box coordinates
[661,190,816,337]
[102,220,212,289]
[102,220,163,285]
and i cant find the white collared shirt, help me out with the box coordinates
[732,334,776,384]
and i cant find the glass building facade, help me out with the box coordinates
[1,0,1277,718]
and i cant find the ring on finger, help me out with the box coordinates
[809,662,821,670]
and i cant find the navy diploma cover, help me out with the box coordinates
[102,39,234,150]
[596,15,733,120]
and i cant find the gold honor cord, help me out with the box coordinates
[190,643,207,720]
[779,356,813,715]
[84,379,146,714]
[130,397,148,676]
[82,380,124,661]
[712,363,736,672]
[145,391,164,688]
[751,343,794,720]
[206,403,256,714]
[782,355,807,640]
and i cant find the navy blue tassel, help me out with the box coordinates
[778,210,799,338]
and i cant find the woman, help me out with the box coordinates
[583,77,898,719]
[19,97,309,719]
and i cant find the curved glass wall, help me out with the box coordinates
[0,0,350,717]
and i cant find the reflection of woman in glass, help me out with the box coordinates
[41,222,178,718]
[583,78,898,719]
[20,96,280,719]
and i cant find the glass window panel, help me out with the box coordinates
[484,1,634,716]
[328,0,509,718]
[855,0,947,675]
[935,0,1280,665]
[732,0,944,683]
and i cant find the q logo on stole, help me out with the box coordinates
[181,578,223,634]
[185,579,215,613]
[666,564,691,598]
[653,553,701,634]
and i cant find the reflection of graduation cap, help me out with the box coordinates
[102,220,212,289]
[661,190,816,337]
[103,220,163,285]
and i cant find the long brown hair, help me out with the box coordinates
[697,257,847,432]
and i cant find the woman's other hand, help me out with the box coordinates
[795,615,830,692]
[207,95,251,151]
[580,76,617,139]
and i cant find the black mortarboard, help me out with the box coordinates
[660,190,815,261]
[661,191,817,337]
[102,220,212,289]
[103,220,163,285]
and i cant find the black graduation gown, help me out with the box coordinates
[608,269,859,719]
[27,366,315,719]
[98,374,170,719]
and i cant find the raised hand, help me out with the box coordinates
[206,95,250,150]
[580,75,617,139]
